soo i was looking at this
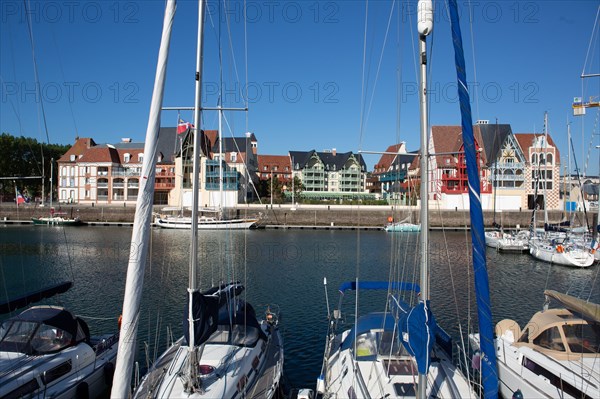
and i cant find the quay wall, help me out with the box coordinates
[0,204,596,229]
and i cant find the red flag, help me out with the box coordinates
[16,192,25,205]
[177,119,193,134]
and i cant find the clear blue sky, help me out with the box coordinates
[1,0,599,173]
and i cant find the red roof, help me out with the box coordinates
[514,133,561,164]
[58,138,96,162]
[77,146,121,163]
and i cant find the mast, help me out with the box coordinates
[49,158,53,210]
[543,112,549,225]
[447,0,498,397]
[110,1,177,397]
[416,1,432,397]
[186,0,206,392]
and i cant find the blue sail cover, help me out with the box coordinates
[399,301,436,374]
[447,0,499,397]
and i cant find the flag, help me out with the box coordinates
[16,191,25,205]
[177,119,193,134]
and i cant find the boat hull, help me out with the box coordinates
[529,239,594,267]
[31,217,83,226]
[484,231,529,252]
[134,320,283,398]
[384,222,421,232]
[155,216,257,229]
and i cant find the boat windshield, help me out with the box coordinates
[206,325,260,347]
[0,319,73,354]
[354,330,402,360]
[562,323,600,354]
[533,326,565,352]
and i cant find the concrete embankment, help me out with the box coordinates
[1,203,596,229]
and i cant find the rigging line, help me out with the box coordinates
[6,22,23,136]
[222,0,247,106]
[50,27,79,140]
[0,75,25,136]
[362,1,397,135]
[23,0,50,145]
[244,0,249,130]
[357,0,369,149]
[61,227,76,284]
[582,6,600,77]
[466,0,480,122]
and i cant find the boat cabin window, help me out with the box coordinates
[562,323,600,354]
[533,326,565,352]
[377,331,402,356]
[0,319,73,355]
[517,327,529,343]
[354,332,377,359]
[207,325,260,347]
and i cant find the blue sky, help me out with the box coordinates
[1,0,599,173]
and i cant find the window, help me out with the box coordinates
[562,323,599,354]
[231,152,237,162]
[124,153,131,163]
[532,153,538,164]
[138,153,144,163]
[546,153,553,165]
[533,327,565,351]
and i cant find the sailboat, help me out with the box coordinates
[471,290,599,398]
[484,123,528,252]
[528,114,595,267]
[110,1,283,398]
[317,1,497,397]
[31,158,82,226]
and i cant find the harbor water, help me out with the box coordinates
[1,225,598,391]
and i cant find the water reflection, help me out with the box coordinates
[0,225,598,390]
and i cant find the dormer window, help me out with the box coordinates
[138,153,144,163]
[124,153,131,163]
[70,155,76,162]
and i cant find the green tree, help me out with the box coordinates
[0,133,69,201]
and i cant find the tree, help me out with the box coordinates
[0,133,70,201]
[290,176,303,203]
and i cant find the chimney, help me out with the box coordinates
[121,138,132,143]
[332,148,337,156]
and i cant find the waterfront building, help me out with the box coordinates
[371,142,418,203]
[288,149,373,201]
[57,134,176,205]
[257,155,292,185]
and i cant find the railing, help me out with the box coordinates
[112,182,125,188]
[155,182,174,189]
[205,183,238,191]
[97,195,109,201]
[97,183,109,188]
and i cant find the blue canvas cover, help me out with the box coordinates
[399,301,436,374]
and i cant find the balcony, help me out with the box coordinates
[378,170,406,183]
[205,183,238,191]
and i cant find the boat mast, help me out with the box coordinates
[110,1,177,397]
[186,0,206,392]
[417,1,432,397]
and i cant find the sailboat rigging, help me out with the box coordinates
[317,1,497,397]
[112,1,283,397]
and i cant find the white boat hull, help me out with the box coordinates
[529,239,594,267]
[384,222,421,232]
[321,325,475,398]
[155,216,257,229]
[470,332,599,399]
[485,231,529,252]
[134,320,283,398]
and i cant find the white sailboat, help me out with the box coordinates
[471,290,599,399]
[528,114,595,267]
[111,1,283,398]
[317,1,495,397]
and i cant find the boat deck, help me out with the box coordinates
[249,323,284,398]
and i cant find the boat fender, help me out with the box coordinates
[118,314,122,330]
[104,362,115,385]
[75,382,89,399]
[387,216,393,223]
[556,245,564,253]
[512,389,523,399]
